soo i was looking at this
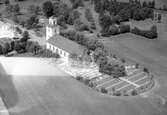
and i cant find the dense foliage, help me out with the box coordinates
[93,0,154,36]
[61,30,126,78]
[101,24,130,37]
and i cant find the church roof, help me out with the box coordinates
[47,35,86,56]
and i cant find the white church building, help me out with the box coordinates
[46,17,85,62]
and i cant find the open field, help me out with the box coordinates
[118,0,167,8]
[0,57,166,115]
[102,32,167,101]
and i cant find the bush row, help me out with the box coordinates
[101,24,130,37]
[131,25,158,39]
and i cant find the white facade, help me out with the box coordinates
[46,43,69,60]
[0,24,15,38]
[46,17,68,61]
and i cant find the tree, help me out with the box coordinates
[139,7,153,20]
[5,4,21,17]
[74,19,88,31]
[4,4,13,17]
[112,15,121,25]
[26,15,39,29]
[108,25,119,35]
[85,9,94,22]
[2,42,10,55]
[4,0,10,6]
[12,15,19,23]
[70,0,84,9]
[99,62,126,78]
[158,14,162,23]
[133,8,141,20]
[26,41,41,55]
[99,13,112,30]
[67,10,81,25]
[52,0,60,17]
[13,4,20,15]
[87,39,103,51]
[118,8,131,22]
[42,1,54,18]
[14,41,26,53]
[142,1,147,7]
[15,27,22,35]
[93,47,107,63]
[21,31,30,42]
[28,5,41,15]
[53,2,71,25]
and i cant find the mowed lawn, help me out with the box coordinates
[0,57,166,115]
[117,0,167,8]
[103,33,167,100]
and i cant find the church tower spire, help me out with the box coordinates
[46,16,60,41]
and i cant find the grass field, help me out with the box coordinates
[102,32,167,100]
[118,0,167,8]
[0,57,166,115]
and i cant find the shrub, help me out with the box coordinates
[109,25,119,35]
[131,25,158,39]
[25,41,41,54]
[111,87,116,92]
[131,89,138,96]
[85,9,94,22]
[88,82,95,88]
[135,63,139,69]
[15,27,22,35]
[0,45,2,54]
[14,41,26,53]
[78,24,90,31]
[120,24,130,33]
[74,19,89,31]
[122,90,128,96]
[143,67,149,73]
[35,48,60,58]
[90,22,96,30]
[101,87,108,94]
[83,79,90,85]
[76,76,83,81]
[113,90,121,96]
[101,25,119,37]
[121,58,126,63]
[99,62,126,79]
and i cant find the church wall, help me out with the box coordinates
[46,43,69,61]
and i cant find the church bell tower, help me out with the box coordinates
[46,16,60,41]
